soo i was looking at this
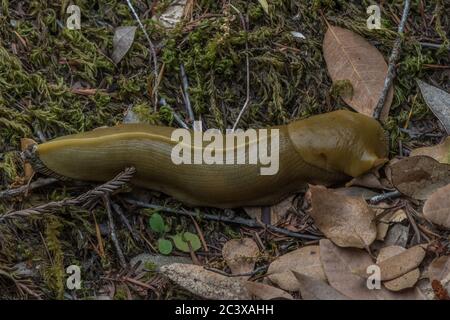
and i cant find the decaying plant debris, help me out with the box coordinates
[0,0,449,300]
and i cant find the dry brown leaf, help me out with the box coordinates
[320,239,424,300]
[222,238,259,278]
[160,263,250,300]
[384,269,421,292]
[292,271,348,300]
[423,184,450,229]
[243,281,293,300]
[323,26,393,120]
[20,138,36,181]
[267,245,326,291]
[428,256,450,287]
[346,172,387,190]
[374,245,426,281]
[376,222,389,241]
[307,185,377,248]
[244,196,295,225]
[410,137,450,164]
[377,246,420,291]
[390,156,450,200]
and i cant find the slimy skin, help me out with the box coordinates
[28,110,388,208]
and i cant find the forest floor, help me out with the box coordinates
[0,0,449,299]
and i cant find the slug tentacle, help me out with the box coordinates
[26,110,388,208]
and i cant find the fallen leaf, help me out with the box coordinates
[159,0,187,28]
[374,245,426,281]
[376,222,390,241]
[258,0,269,14]
[346,172,388,190]
[307,185,377,248]
[244,196,294,225]
[390,156,450,200]
[428,256,450,286]
[267,245,326,291]
[112,26,137,63]
[423,184,450,229]
[320,239,424,299]
[323,26,393,120]
[377,246,420,291]
[383,224,410,247]
[384,269,421,292]
[20,138,35,180]
[243,281,293,300]
[410,137,450,164]
[160,263,249,300]
[222,238,259,278]
[417,80,450,134]
[292,271,348,300]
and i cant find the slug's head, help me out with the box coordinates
[287,110,388,178]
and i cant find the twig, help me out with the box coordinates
[420,42,450,51]
[160,98,190,129]
[369,190,402,204]
[180,63,195,125]
[103,196,127,268]
[125,199,320,240]
[0,177,58,199]
[112,202,141,243]
[125,0,159,109]
[373,0,411,120]
[0,167,136,222]
[231,8,250,132]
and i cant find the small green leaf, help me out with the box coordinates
[171,232,201,253]
[258,0,269,14]
[158,238,173,255]
[149,213,165,234]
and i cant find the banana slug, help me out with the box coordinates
[25,110,388,208]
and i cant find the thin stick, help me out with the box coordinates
[0,177,58,199]
[103,196,127,268]
[180,63,195,125]
[369,190,402,204]
[231,9,250,132]
[373,0,411,120]
[125,199,320,240]
[125,0,159,109]
[0,167,136,222]
[160,98,190,129]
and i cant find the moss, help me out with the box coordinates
[43,216,65,299]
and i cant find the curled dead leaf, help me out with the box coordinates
[267,245,326,291]
[307,185,377,248]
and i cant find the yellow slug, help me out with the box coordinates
[25,110,388,208]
